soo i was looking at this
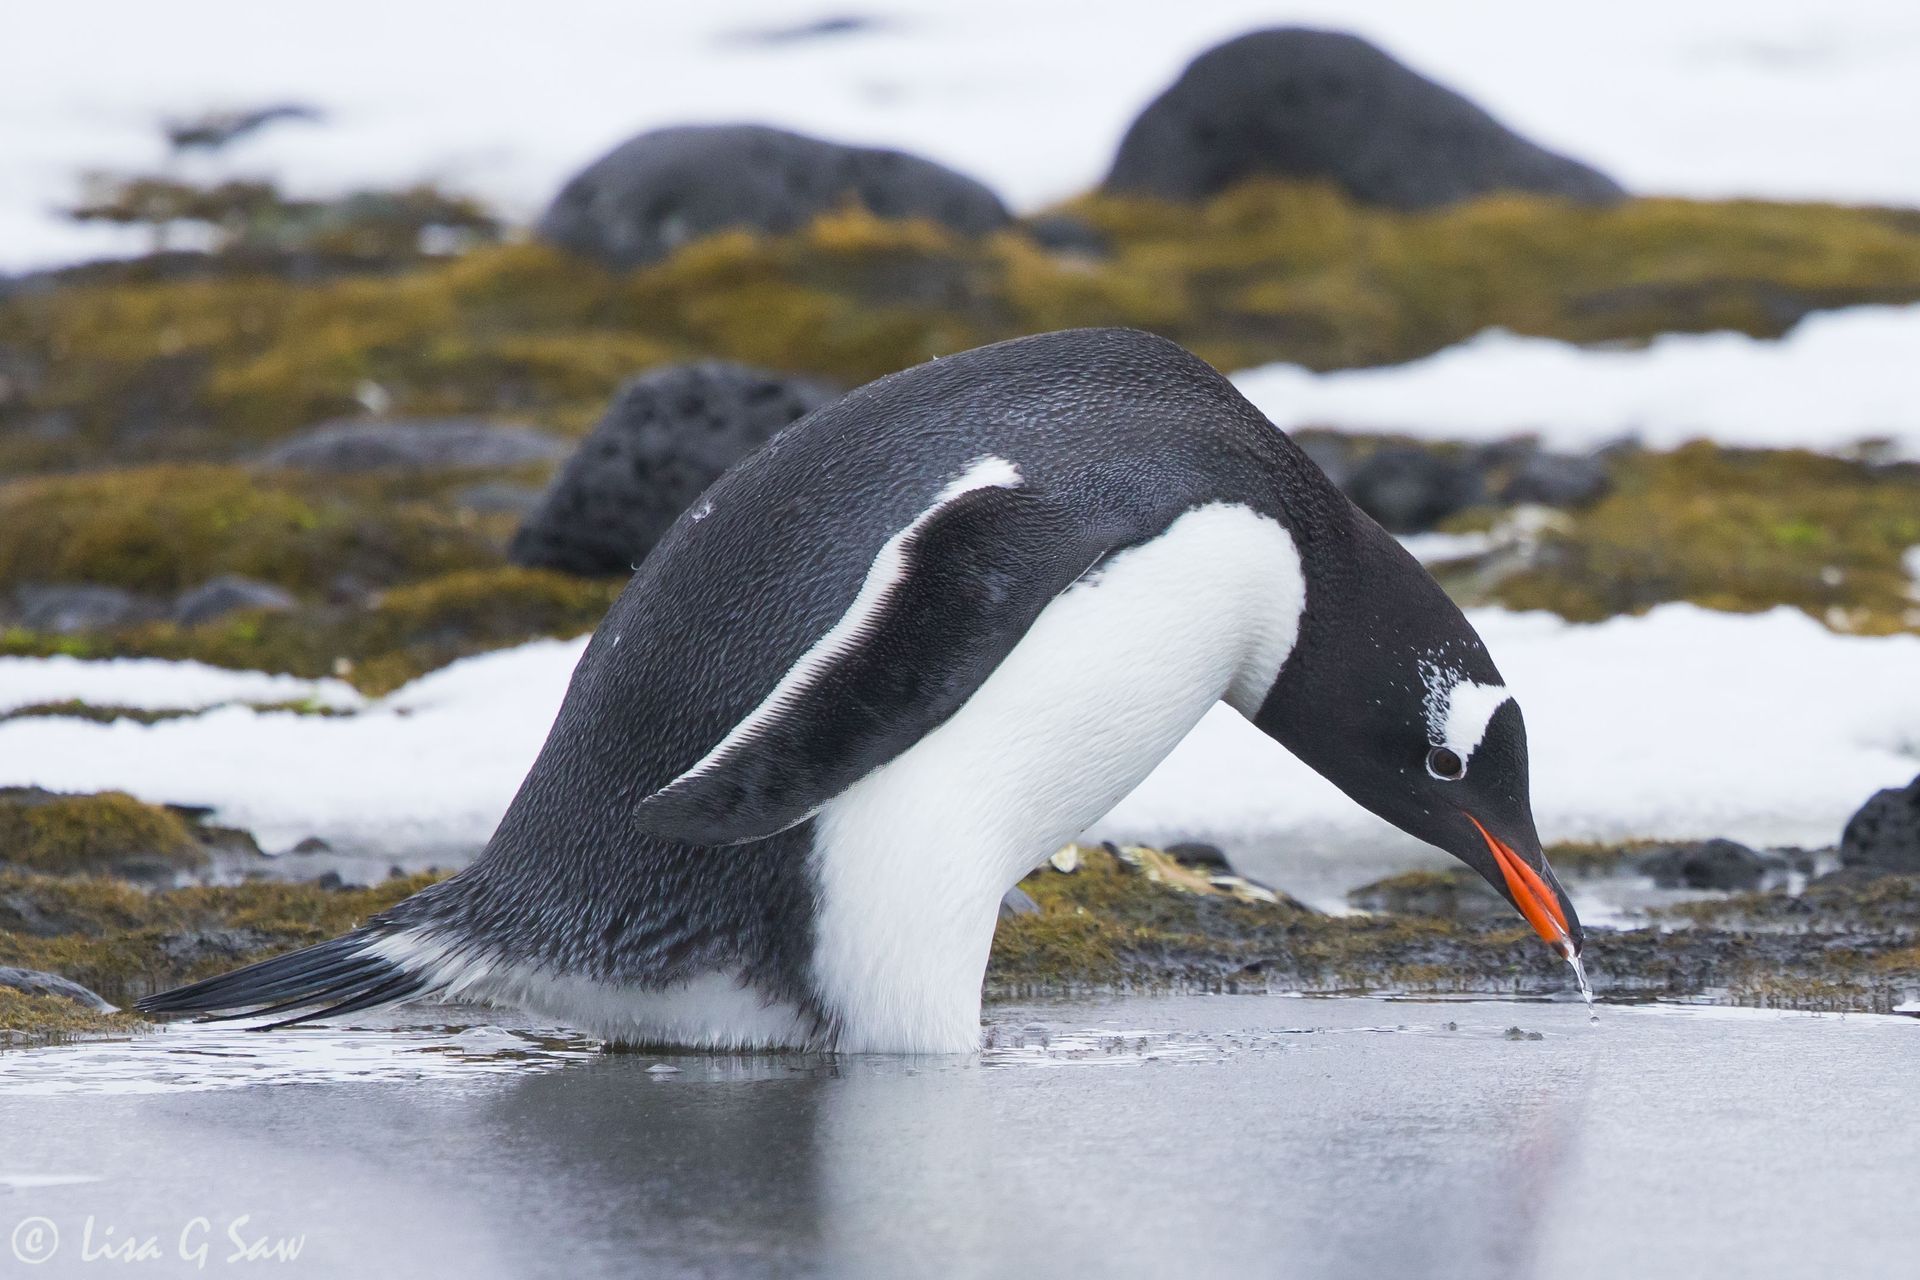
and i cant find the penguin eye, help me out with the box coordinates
[1426,746,1466,781]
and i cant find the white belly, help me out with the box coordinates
[809,503,1304,1052]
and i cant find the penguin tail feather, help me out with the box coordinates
[136,928,430,1030]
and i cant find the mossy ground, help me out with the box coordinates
[0,463,518,597]
[0,789,205,877]
[0,869,440,1018]
[3,184,1917,686]
[987,847,1920,1013]
[96,565,621,695]
[1452,444,1920,632]
[8,185,1920,471]
[1,566,621,695]
[0,988,145,1044]
[5,845,1915,1046]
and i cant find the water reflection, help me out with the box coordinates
[4,1000,1910,1279]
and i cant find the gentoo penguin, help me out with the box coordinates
[142,328,1581,1053]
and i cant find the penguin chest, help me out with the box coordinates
[808,503,1305,1053]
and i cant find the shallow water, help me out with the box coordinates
[2,996,1914,1278]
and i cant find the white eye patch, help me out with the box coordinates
[1420,662,1514,766]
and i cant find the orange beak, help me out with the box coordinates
[1466,813,1574,957]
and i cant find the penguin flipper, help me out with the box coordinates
[636,480,1116,846]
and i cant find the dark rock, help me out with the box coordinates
[1344,445,1486,533]
[1496,450,1611,508]
[172,574,297,627]
[720,14,893,46]
[1021,213,1110,257]
[158,928,274,969]
[1776,846,1822,877]
[1839,773,1920,875]
[192,824,265,861]
[1293,430,1611,530]
[164,104,322,154]
[537,124,1012,269]
[13,584,163,634]
[0,889,64,937]
[257,417,568,473]
[1164,842,1233,872]
[1635,839,1767,891]
[1103,28,1625,209]
[0,966,115,1013]
[998,886,1041,920]
[510,362,839,575]
[313,871,346,891]
[1293,433,1360,490]
[289,836,333,855]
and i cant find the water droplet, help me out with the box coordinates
[1566,949,1598,1023]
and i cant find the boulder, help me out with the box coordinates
[998,886,1041,920]
[1635,839,1767,891]
[1496,449,1612,508]
[510,362,839,576]
[1163,842,1233,872]
[1839,773,1920,875]
[258,417,568,473]
[1103,28,1625,209]
[1293,430,1610,531]
[172,574,297,626]
[537,124,1012,269]
[0,786,208,883]
[1343,445,1487,533]
[721,14,893,46]
[12,584,163,634]
[0,966,115,1013]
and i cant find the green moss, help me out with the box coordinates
[0,869,443,1010]
[1057,185,1920,371]
[183,566,616,694]
[0,464,505,595]
[11,188,1920,471]
[1474,444,1920,632]
[1346,866,1503,918]
[0,790,205,878]
[0,701,193,726]
[0,566,623,695]
[0,988,144,1043]
[1658,873,1920,932]
[988,846,1920,1011]
[1543,839,1668,877]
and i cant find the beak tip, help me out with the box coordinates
[1467,812,1576,955]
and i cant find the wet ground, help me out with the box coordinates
[2,995,1915,1279]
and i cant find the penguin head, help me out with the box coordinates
[1253,526,1582,957]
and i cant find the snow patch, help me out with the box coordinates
[2,608,1916,869]
[1236,304,1920,458]
[0,655,361,717]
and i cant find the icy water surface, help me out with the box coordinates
[1,996,1914,1278]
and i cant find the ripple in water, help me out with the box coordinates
[0,1018,600,1098]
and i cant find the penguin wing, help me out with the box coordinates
[635,476,1118,846]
